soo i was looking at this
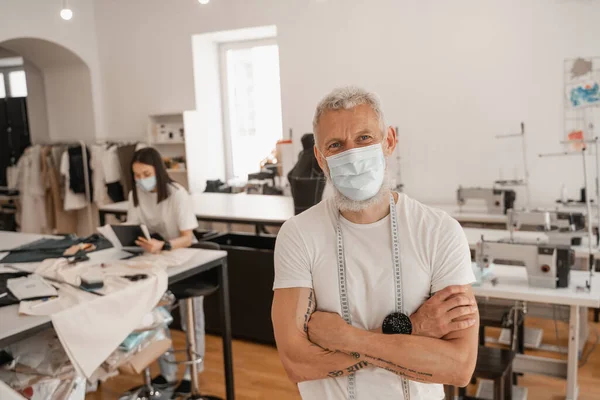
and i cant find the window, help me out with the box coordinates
[0,68,27,98]
[8,70,27,97]
[220,39,283,180]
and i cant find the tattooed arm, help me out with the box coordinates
[307,286,479,387]
[271,287,372,383]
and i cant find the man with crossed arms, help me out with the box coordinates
[272,86,479,399]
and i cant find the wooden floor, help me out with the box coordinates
[88,312,600,400]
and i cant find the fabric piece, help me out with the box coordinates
[106,182,125,203]
[42,148,78,234]
[40,147,55,233]
[0,330,83,399]
[15,146,47,234]
[273,193,475,400]
[67,146,94,200]
[22,258,168,378]
[159,296,205,380]
[117,144,137,197]
[91,145,110,207]
[126,183,198,241]
[60,152,88,211]
[0,236,112,264]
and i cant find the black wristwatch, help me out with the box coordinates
[162,241,172,251]
[382,312,412,335]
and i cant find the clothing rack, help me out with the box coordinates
[95,139,141,148]
[37,140,94,234]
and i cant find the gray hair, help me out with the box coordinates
[312,86,387,145]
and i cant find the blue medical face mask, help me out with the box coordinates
[136,176,157,192]
[325,143,386,201]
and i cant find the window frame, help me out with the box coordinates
[218,37,279,180]
[0,66,27,99]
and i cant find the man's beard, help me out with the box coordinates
[327,168,392,213]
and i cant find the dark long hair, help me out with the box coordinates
[131,147,175,207]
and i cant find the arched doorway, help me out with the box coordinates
[0,37,96,145]
[0,37,97,233]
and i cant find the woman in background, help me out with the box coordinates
[126,147,203,396]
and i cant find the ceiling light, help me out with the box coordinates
[198,0,210,4]
[61,0,73,20]
[60,8,73,20]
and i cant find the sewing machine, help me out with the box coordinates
[457,186,516,215]
[476,238,574,289]
[507,209,587,246]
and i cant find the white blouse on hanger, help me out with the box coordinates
[60,151,89,211]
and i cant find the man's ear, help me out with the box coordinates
[383,126,397,156]
[314,145,327,173]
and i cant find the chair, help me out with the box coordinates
[165,241,223,400]
[288,176,327,215]
[447,346,515,400]
[477,301,524,385]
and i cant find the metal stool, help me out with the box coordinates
[121,291,177,400]
[167,241,223,400]
[121,368,162,400]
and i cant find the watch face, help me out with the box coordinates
[382,312,412,335]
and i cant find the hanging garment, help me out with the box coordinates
[106,182,125,203]
[102,144,122,184]
[40,147,56,232]
[117,144,137,197]
[43,148,77,234]
[91,145,110,207]
[60,152,88,211]
[67,146,94,200]
[16,146,48,234]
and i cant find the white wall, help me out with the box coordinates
[23,61,50,144]
[0,0,106,141]
[86,0,600,204]
[44,64,96,142]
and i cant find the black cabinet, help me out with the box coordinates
[202,233,277,345]
[0,97,30,186]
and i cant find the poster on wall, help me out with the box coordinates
[566,80,600,109]
[563,57,600,151]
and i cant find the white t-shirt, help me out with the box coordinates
[126,182,199,241]
[274,193,475,400]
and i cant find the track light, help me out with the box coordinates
[61,0,73,20]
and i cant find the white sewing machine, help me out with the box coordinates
[476,238,574,289]
[457,186,516,215]
[507,209,587,247]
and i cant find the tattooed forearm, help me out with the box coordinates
[363,354,433,382]
[303,290,315,333]
[327,360,369,378]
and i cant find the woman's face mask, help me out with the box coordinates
[136,176,157,192]
[325,143,386,201]
[132,162,157,192]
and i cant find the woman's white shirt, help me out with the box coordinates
[126,182,198,241]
